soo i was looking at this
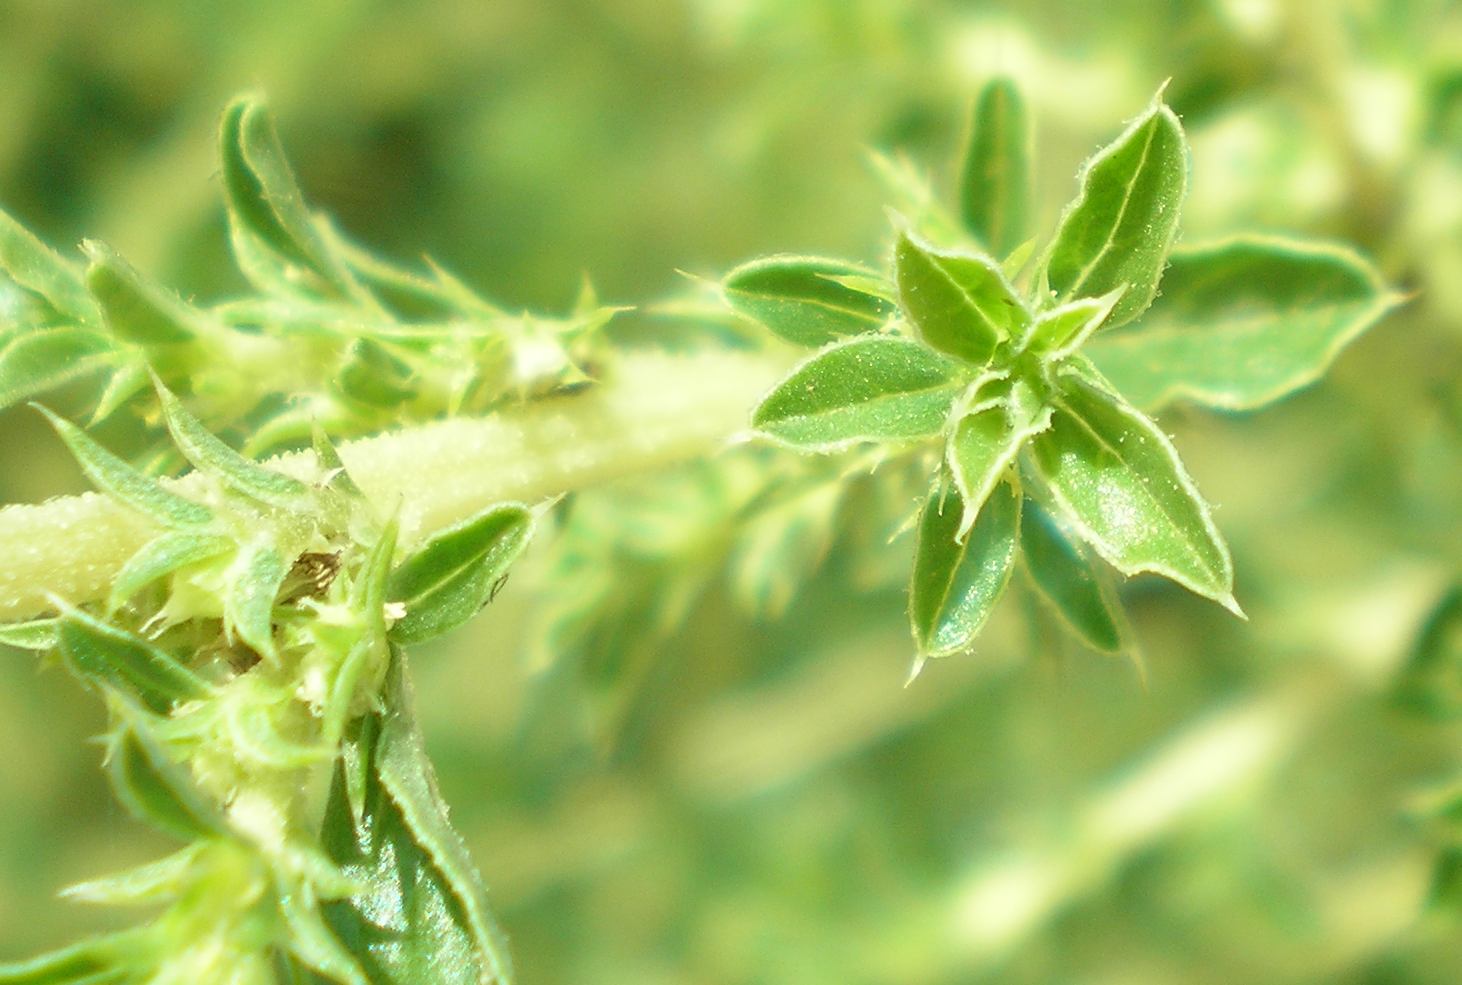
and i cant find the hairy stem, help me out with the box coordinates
[0,348,788,620]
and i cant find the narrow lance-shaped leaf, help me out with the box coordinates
[225,540,288,661]
[1023,287,1125,358]
[106,700,226,841]
[154,378,311,508]
[0,930,145,985]
[35,405,215,528]
[753,336,967,451]
[959,77,1033,257]
[909,478,1020,659]
[325,519,398,744]
[57,608,211,712]
[895,230,1027,366]
[0,328,113,411]
[723,255,894,347]
[1084,236,1404,411]
[89,361,150,426]
[1020,500,1124,653]
[0,617,59,651]
[82,240,208,346]
[0,206,100,326]
[947,376,1051,539]
[388,503,533,644]
[109,531,235,613]
[1040,90,1188,328]
[1029,369,1238,610]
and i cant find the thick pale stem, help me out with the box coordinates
[0,349,788,621]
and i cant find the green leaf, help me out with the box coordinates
[1020,501,1124,653]
[88,362,150,425]
[109,531,235,612]
[35,405,215,528]
[909,478,1020,659]
[388,503,533,644]
[0,327,113,410]
[319,652,515,985]
[1395,586,1462,721]
[1029,369,1237,610]
[0,618,58,651]
[1083,236,1403,411]
[311,423,365,501]
[0,207,100,326]
[324,521,398,744]
[1023,287,1125,358]
[154,378,311,508]
[279,885,370,985]
[959,77,1033,257]
[947,377,1052,539]
[225,541,288,661]
[61,846,199,907]
[1040,90,1188,328]
[335,337,418,408]
[728,481,842,619]
[894,230,1027,366]
[723,255,894,347]
[82,241,206,346]
[106,701,225,841]
[58,608,210,712]
[0,931,141,984]
[752,336,967,451]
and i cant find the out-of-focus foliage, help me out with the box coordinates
[1,1,1459,983]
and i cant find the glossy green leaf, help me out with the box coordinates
[388,503,533,644]
[0,207,100,326]
[1041,91,1188,328]
[909,478,1020,659]
[959,77,1032,257]
[1084,236,1403,411]
[1029,369,1236,609]
[947,376,1052,539]
[106,702,225,841]
[0,328,113,410]
[723,255,894,347]
[894,231,1027,365]
[0,618,58,651]
[35,405,215,528]
[58,608,210,712]
[752,336,967,451]
[1024,287,1125,358]
[225,541,287,661]
[82,241,206,346]
[1020,501,1124,652]
[155,378,311,508]
[319,653,514,985]
[108,531,235,612]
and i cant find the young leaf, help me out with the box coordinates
[1040,91,1188,328]
[154,378,311,508]
[0,618,58,651]
[1023,287,1125,358]
[0,206,100,326]
[106,702,226,841]
[959,77,1033,257]
[82,241,208,346]
[108,531,235,612]
[0,931,143,985]
[909,478,1020,658]
[752,336,967,451]
[279,885,371,985]
[387,503,533,644]
[311,423,365,501]
[335,337,418,408]
[723,255,894,347]
[319,652,515,985]
[61,845,200,906]
[1083,236,1403,411]
[89,361,150,425]
[947,377,1051,539]
[1020,501,1124,652]
[1029,369,1237,610]
[57,608,211,712]
[0,327,113,410]
[225,540,288,661]
[35,405,215,528]
[894,230,1027,366]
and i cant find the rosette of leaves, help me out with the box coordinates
[724,80,1402,668]
[0,392,533,983]
[0,96,618,460]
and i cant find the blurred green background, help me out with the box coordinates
[2,0,1461,981]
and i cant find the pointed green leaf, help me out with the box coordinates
[0,931,141,984]
[0,328,113,410]
[35,405,215,528]
[61,846,200,907]
[752,336,967,451]
[279,885,370,985]
[0,618,58,651]
[1041,91,1188,328]
[1084,236,1403,411]
[58,608,210,712]
[325,521,398,744]
[154,378,311,507]
[947,377,1052,539]
[895,231,1027,365]
[0,207,100,326]
[959,77,1033,257]
[226,541,287,661]
[82,241,207,346]
[109,531,235,612]
[1029,370,1236,609]
[910,478,1020,658]
[335,337,418,408]
[319,652,515,985]
[388,503,533,644]
[1020,501,1124,652]
[106,702,225,841]
[88,362,149,425]
[723,255,895,347]
[1024,287,1125,358]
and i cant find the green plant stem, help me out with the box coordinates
[0,348,789,621]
